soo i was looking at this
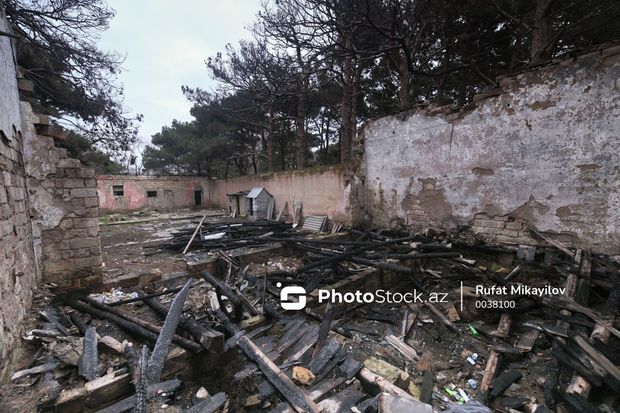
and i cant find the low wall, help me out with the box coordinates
[97,175,207,212]
[0,12,38,381]
[97,166,352,223]
[361,45,620,254]
[207,166,350,223]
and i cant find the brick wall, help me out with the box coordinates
[1,6,104,380]
[0,10,38,382]
[20,107,103,291]
[471,213,579,248]
[39,159,103,290]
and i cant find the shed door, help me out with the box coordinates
[194,190,202,206]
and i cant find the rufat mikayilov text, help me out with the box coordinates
[475,284,565,296]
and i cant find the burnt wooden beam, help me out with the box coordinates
[108,286,183,307]
[78,326,100,381]
[295,235,421,274]
[140,293,224,353]
[215,310,320,413]
[147,279,193,384]
[201,271,260,315]
[134,345,148,413]
[81,297,202,352]
[480,313,512,394]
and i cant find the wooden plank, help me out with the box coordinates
[182,214,207,255]
[480,313,511,393]
[185,392,227,413]
[385,335,418,361]
[11,361,59,381]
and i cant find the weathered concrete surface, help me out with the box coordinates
[0,10,39,382]
[362,46,620,254]
[97,175,207,212]
[206,166,351,223]
[98,166,352,223]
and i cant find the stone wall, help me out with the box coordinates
[0,10,39,381]
[97,175,208,212]
[1,7,104,380]
[361,45,620,254]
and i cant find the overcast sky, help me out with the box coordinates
[98,0,261,145]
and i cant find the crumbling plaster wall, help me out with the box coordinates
[362,46,620,254]
[97,175,207,212]
[207,166,352,223]
[97,166,352,223]
[0,10,39,382]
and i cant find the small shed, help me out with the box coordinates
[246,187,274,220]
[227,191,249,217]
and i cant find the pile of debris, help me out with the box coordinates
[6,224,619,413]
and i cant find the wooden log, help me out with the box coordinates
[82,297,202,352]
[109,286,183,307]
[490,370,522,397]
[215,310,320,413]
[141,293,224,353]
[182,214,207,255]
[295,235,421,274]
[201,271,259,315]
[94,379,182,413]
[66,299,200,352]
[185,392,227,413]
[79,326,100,381]
[480,313,512,394]
[147,279,193,384]
[11,361,59,381]
[385,335,418,361]
[425,302,460,333]
[134,345,148,413]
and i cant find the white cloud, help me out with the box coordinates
[98,0,261,140]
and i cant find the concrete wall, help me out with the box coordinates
[0,10,39,382]
[97,175,207,212]
[361,45,620,254]
[98,166,352,223]
[207,166,351,223]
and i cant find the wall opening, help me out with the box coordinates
[112,185,124,196]
[146,190,157,198]
[194,190,202,206]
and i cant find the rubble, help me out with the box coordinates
[1,211,618,412]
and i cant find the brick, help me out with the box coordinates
[84,197,99,207]
[72,217,99,228]
[70,188,97,198]
[77,169,95,179]
[70,237,100,249]
[57,158,81,168]
[485,220,505,229]
[60,178,85,188]
[500,229,520,237]
[495,235,519,244]
[74,255,102,269]
[505,221,523,230]
[83,178,96,187]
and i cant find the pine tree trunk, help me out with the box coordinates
[531,0,555,63]
[266,102,274,171]
[295,73,307,169]
[340,37,353,163]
